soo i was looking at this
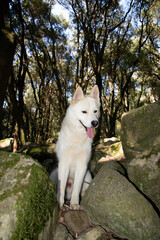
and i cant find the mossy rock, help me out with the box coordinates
[0,138,13,151]
[25,143,56,162]
[77,226,106,240]
[103,142,124,159]
[90,150,106,176]
[121,102,160,160]
[81,164,160,240]
[127,153,160,211]
[0,151,57,240]
[91,139,124,176]
[96,137,120,151]
[20,143,57,173]
[53,223,73,240]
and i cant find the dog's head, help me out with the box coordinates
[71,85,101,138]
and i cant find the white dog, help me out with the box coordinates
[50,168,92,201]
[55,85,100,209]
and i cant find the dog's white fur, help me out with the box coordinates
[55,85,100,209]
[50,168,92,201]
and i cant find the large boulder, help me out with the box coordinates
[77,226,107,240]
[121,102,160,212]
[96,138,124,159]
[52,223,74,240]
[127,154,160,211]
[0,151,57,240]
[121,102,160,160]
[54,208,120,239]
[81,163,160,240]
[0,138,13,151]
[90,137,124,176]
[20,143,57,174]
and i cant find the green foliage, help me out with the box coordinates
[2,0,159,144]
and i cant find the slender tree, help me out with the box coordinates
[0,0,16,139]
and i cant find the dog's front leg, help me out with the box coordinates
[70,165,87,210]
[58,161,69,209]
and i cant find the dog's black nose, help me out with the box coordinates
[91,120,99,128]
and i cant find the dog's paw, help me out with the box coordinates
[71,204,80,210]
[63,204,71,210]
[59,201,64,210]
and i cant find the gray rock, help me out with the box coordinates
[53,223,73,240]
[121,102,160,212]
[62,210,91,237]
[128,153,160,211]
[81,164,160,240]
[121,102,160,160]
[103,141,124,159]
[0,138,13,151]
[91,139,125,176]
[38,206,59,240]
[77,226,106,240]
[90,150,106,176]
[0,196,17,240]
[0,151,57,240]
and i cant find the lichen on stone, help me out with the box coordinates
[0,152,20,179]
[0,152,56,240]
[11,164,56,240]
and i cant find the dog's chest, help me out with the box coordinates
[72,133,90,146]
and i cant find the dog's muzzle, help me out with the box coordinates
[79,120,99,129]
[91,120,99,128]
[79,120,99,138]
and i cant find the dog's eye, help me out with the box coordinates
[94,110,97,113]
[82,111,87,114]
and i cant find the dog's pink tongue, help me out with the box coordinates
[87,127,94,138]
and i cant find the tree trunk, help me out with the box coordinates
[8,73,26,148]
[108,115,116,137]
[13,122,18,152]
[0,0,16,139]
[94,70,103,143]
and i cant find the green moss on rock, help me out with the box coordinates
[90,151,106,175]
[0,189,12,202]
[0,152,20,179]
[81,164,160,240]
[0,152,56,240]
[121,102,160,160]
[11,164,56,240]
[128,153,160,210]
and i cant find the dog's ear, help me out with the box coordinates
[72,86,84,104]
[90,85,100,103]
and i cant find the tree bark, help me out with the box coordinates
[0,0,16,139]
[13,122,18,152]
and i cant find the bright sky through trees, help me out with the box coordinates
[52,2,70,21]
[52,0,128,21]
